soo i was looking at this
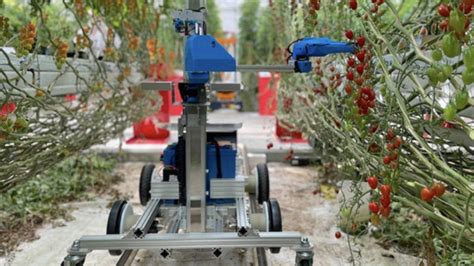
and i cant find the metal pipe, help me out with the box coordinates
[76,232,304,250]
[237,65,295,73]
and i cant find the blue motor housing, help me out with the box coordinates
[161,142,237,204]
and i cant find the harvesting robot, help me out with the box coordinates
[62,1,354,265]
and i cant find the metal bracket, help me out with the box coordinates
[236,197,253,237]
[132,198,161,238]
[151,181,180,199]
[209,82,242,92]
[141,80,174,91]
[210,178,246,199]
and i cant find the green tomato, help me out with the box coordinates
[454,90,469,110]
[426,67,439,84]
[14,117,29,131]
[463,46,474,70]
[432,49,443,61]
[462,69,474,85]
[442,33,462,58]
[442,65,453,77]
[443,103,457,121]
[448,10,466,34]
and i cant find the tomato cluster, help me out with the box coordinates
[17,22,36,57]
[74,0,85,18]
[0,102,29,137]
[367,176,392,223]
[344,33,376,116]
[420,182,446,202]
[75,27,90,50]
[427,2,473,122]
[55,40,69,69]
[309,0,320,14]
[348,0,385,12]
[0,16,10,42]
[128,36,140,51]
[382,128,402,170]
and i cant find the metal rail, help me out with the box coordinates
[133,198,161,238]
[237,65,295,73]
[71,232,304,252]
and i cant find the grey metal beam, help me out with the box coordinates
[237,65,295,73]
[75,232,304,250]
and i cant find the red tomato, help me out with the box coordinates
[380,184,391,196]
[386,128,396,141]
[369,202,380,214]
[368,143,380,153]
[345,84,352,94]
[386,143,394,151]
[392,137,402,149]
[356,50,366,62]
[383,156,391,165]
[357,36,366,47]
[347,71,355,80]
[349,0,358,10]
[335,231,342,239]
[420,187,434,202]
[380,195,391,208]
[389,150,399,161]
[369,123,379,134]
[347,57,356,67]
[439,19,449,31]
[356,64,364,74]
[431,183,446,197]
[460,1,473,14]
[438,4,451,17]
[345,30,354,40]
[367,176,378,190]
[380,206,391,218]
[355,77,364,86]
[0,102,17,117]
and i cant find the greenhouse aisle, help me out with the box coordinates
[3,163,423,266]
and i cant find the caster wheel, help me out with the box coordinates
[106,200,128,256]
[267,199,282,254]
[256,164,270,204]
[139,164,155,206]
[61,258,85,266]
[299,259,313,266]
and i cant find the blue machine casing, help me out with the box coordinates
[185,35,236,73]
[162,143,236,204]
[291,37,355,59]
[291,37,355,73]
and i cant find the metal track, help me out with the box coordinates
[71,232,303,252]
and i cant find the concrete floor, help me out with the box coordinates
[2,163,423,266]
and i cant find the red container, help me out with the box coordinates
[258,72,278,116]
[127,66,182,144]
[275,120,305,142]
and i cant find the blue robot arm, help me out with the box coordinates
[290,37,356,73]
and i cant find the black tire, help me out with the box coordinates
[256,164,270,204]
[139,164,155,206]
[299,259,312,266]
[268,199,282,254]
[106,200,127,256]
[61,258,85,266]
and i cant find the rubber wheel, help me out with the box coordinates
[268,199,282,254]
[61,259,85,266]
[299,259,312,266]
[139,164,155,206]
[256,164,270,204]
[106,200,127,256]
